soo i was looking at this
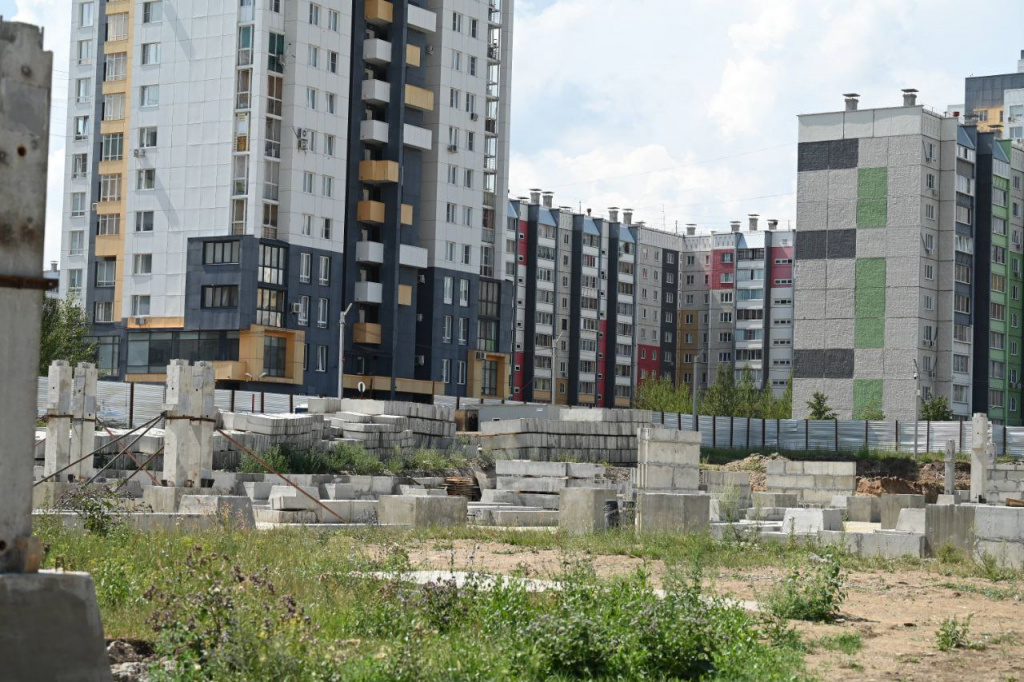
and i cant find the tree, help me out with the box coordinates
[858,398,886,421]
[700,364,738,416]
[767,375,794,419]
[635,375,692,413]
[806,392,837,420]
[39,295,96,375]
[920,396,954,421]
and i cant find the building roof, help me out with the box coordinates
[618,224,636,243]
[537,208,557,226]
[583,216,600,236]
[507,200,519,220]
[957,125,975,149]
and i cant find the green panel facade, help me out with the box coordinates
[857,167,888,228]
[855,257,886,349]
[853,379,884,419]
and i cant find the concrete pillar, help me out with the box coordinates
[70,362,97,480]
[971,413,993,503]
[43,360,72,479]
[944,439,956,496]
[162,360,216,487]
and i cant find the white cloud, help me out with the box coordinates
[15,0,69,265]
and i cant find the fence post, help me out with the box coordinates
[128,381,135,429]
[834,419,839,453]
[260,391,265,413]
[959,419,964,453]
[864,420,868,450]
[805,420,809,450]
[289,393,294,413]
[230,389,236,413]
[678,412,682,431]
[761,418,766,449]
[895,420,900,451]
[746,417,751,450]
[712,417,717,448]
[456,395,461,410]
[729,415,734,448]
[777,418,780,450]
[926,421,931,453]
[1005,423,1009,457]
[661,411,665,425]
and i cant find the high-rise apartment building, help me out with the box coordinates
[792,90,1024,424]
[964,51,1024,143]
[508,192,793,408]
[59,0,514,401]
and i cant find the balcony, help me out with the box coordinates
[399,244,428,269]
[362,79,390,106]
[403,123,432,151]
[407,4,437,33]
[356,241,385,265]
[401,204,414,226]
[354,281,383,305]
[406,44,421,67]
[359,160,399,184]
[365,0,393,25]
[404,84,434,111]
[364,38,391,66]
[360,119,389,146]
[358,200,386,224]
[353,322,382,344]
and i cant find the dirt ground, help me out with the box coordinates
[402,540,1024,681]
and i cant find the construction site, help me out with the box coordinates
[5,16,1024,682]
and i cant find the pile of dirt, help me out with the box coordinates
[918,460,971,489]
[855,476,943,502]
[716,453,788,492]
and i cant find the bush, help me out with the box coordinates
[936,615,973,651]
[765,550,847,622]
[238,445,290,474]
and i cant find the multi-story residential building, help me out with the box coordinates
[964,52,1024,143]
[60,0,514,401]
[792,91,989,422]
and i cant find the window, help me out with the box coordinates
[994,217,1007,235]
[446,203,457,223]
[457,361,467,386]
[307,87,317,110]
[451,50,461,71]
[141,42,161,65]
[202,285,239,309]
[926,173,935,189]
[138,127,158,149]
[95,259,116,287]
[270,0,281,12]
[325,134,335,157]
[99,133,123,162]
[990,390,1005,408]
[99,174,122,202]
[75,78,91,104]
[314,345,327,373]
[443,276,454,304]
[68,269,83,295]
[299,253,311,283]
[77,39,93,66]
[303,172,314,194]
[321,218,332,240]
[326,92,336,114]
[467,132,475,151]
[70,192,87,218]
[464,169,473,189]
[469,56,478,76]
[133,253,152,275]
[308,2,320,25]
[120,215,156,242]
[449,88,460,109]
[318,255,331,285]
[444,241,456,262]
[441,359,451,384]
[322,176,333,198]
[463,206,474,226]
[80,1,95,27]
[328,8,339,30]
[466,93,476,114]
[992,302,1006,322]
[992,332,1005,351]
[447,165,458,184]
[470,18,478,37]
[992,360,1006,380]
[925,204,935,220]
[94,302,113,323]
[106,54,128,83]
[308,45,319,68]
[452,11,463,32]
[955,263,971,284]
[140,85,159,107]
[297,295,309,326]
[136,169,156,190]
[443,316,452,343]
[459,279,470,306]
[992,245,1006,264]
[461,244,472,265]
[317,298,329,328]
[69,230,84,256]
[130,295,150,317]
[256,289,285,327]
[458,317,468,345]
[142,1,163,23]
[263,336,287,376]
[953,355,969,374]
[258,244,286,285]
[97,215,120,236]
[103,93,124,120]
[993,273,1006,293]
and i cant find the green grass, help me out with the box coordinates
[36,520,808,680]
[812,633,863,655]
[238,442,470,477]
[700,446,963,466]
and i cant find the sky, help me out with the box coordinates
[4,0,1024,265]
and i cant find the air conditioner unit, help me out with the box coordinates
[416,313,424,322]
[475,351,486,360]
[134,316,148,326]
[133,149,145,157]
[290,302,303,314]
[297,127,308,139]
[417,274,426,284]
[297,139,308,151]
[930,188,938,196]
[470,113,479,121]
[415,355,425,366]
[447,144,458,152]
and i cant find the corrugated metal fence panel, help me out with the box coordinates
[807,420,836,451]
[1006,428,1024,458]
[838,421,866,452]
[129,383,163,425]
[930,422,962,455]
[866,421,896,451]
[263,392,292,414]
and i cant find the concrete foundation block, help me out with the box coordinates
[880,494,926,530]
[177,495,255,528]
[0,571,111,682]
[895,508,926,534]
[255,508,318,524]
[269,485,321,511]
[491,509,559,527]
[516,492,561,510]
[752,492,798,508]
[314,499,379,523]
[846,496,881,522]
[142,485,232,513]
[819,530,926,558]
[242,481,273,501]
[566,462,606,479]
[399,485,448,496]
[559,488,618,536]
[497,476,566,493]
[480,489,516,504]
[636,492,710,534]
[935,494,958,505]
[377,495,468,527]
[782,508,844,534]
[495,460,568,477]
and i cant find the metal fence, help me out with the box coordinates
[35,379,1022,456]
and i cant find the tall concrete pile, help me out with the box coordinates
[307,398,457,455]
[475,408,653,463]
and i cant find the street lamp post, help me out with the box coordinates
[692,351,705,431]
[552,330,565,407]
[338,302,353,399]
[912,358,920,457]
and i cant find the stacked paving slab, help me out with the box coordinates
[471,460,617,527]
[476,409,653,464]
[763,460,857,505]
[308,398,456,456]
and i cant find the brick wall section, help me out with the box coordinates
[764,460,857,504]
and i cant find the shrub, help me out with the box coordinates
[238,445,290,474]
[765,550,847,622]
[936,615,973,651]
[57,485,131,536]
[327,443,386,475]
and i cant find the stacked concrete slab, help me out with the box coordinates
[764,460,857,505]
[471,460,614,527]
[634,427,711,534]
[308,398,456,455]
[475,409,653,464]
